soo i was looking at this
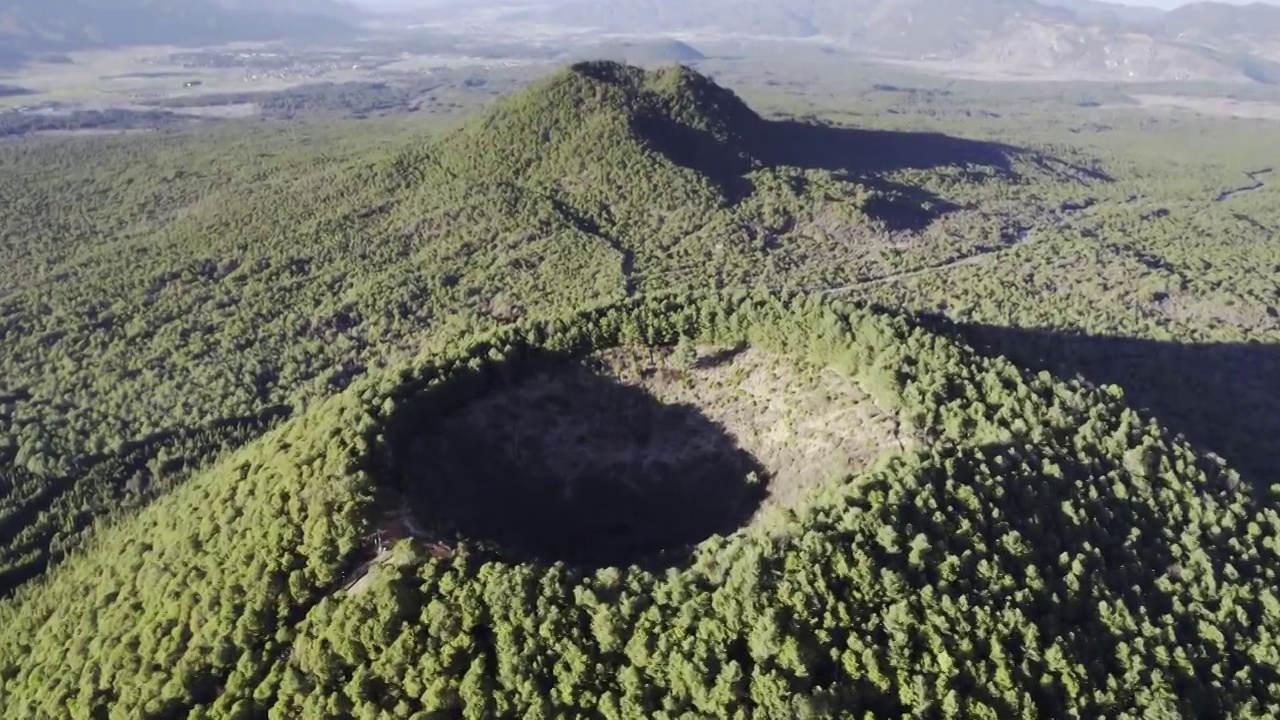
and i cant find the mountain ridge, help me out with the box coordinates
[6,0,1280,81]
[459,0,1280,81]
[1151,1,1280,60]
[0,0,360,55]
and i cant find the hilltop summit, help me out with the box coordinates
[569,39,709,67]
[433,61,761,191]
[381,61,775,297]
[380,60,1052,308]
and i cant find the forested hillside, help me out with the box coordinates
[3,294,1278,718]
[0,62,1106,589]
[2,60,1280,717]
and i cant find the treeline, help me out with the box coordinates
[152,81,427,118]
[148,72,530,119]
[1,293,1276,718]
[0,108,191,137]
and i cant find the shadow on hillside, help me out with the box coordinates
[0,404,292,597]
[633,110,757,202]
[392,357,768,570]
[633,113,1031,194]
[632,111,1108,231]
[754,121,1016,177]
[849,175,962,232]
[924,316,1280,492]
[752,118,1112,183]
[632,115,981,229]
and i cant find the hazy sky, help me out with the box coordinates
[1120,0,1280,5]
[350,0,1280,8]
[353,0,1280,6]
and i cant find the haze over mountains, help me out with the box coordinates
[415,0,1280,82]
[0,0,356,54]
[3,0,1280,81]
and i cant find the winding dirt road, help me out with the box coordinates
[1216,168,1272,202]
[815,213,1056,297]
[816,166,1275,297]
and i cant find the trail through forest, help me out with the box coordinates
[819,166,1275,297]
[817,203,1083,296]
[1216,168,1274,239]
[1215,168,1272,202]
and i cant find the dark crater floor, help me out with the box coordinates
[393,360,768,569]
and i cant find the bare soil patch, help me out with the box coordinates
[1156,295,1280,333]
[1126,94,1280,121]
[595,346,912,514]
[171,103,260,119]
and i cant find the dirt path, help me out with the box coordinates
[814,167,1272,297]
[1216,169,1274,240]
[816,216,1053,297]
[549,195,637,297]
[816,247,1005,296]
[1216,168,1272,202]
[651,168,1266,302]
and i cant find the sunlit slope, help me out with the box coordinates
[2,293,1277,718]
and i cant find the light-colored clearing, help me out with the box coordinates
[1156,295,1280,332]
[0,128,156,141]
[873,57,1153,83]
[0,44,380,110]
[1127,94,1280,121]
[592,345,912,516]
[171,103,261,118]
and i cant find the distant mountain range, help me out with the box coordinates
[5,0,1280,83]
[1038,0,1165,25]
[437,0,1280,82]
[1153,2,1280,59]
[0,0,359,55]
